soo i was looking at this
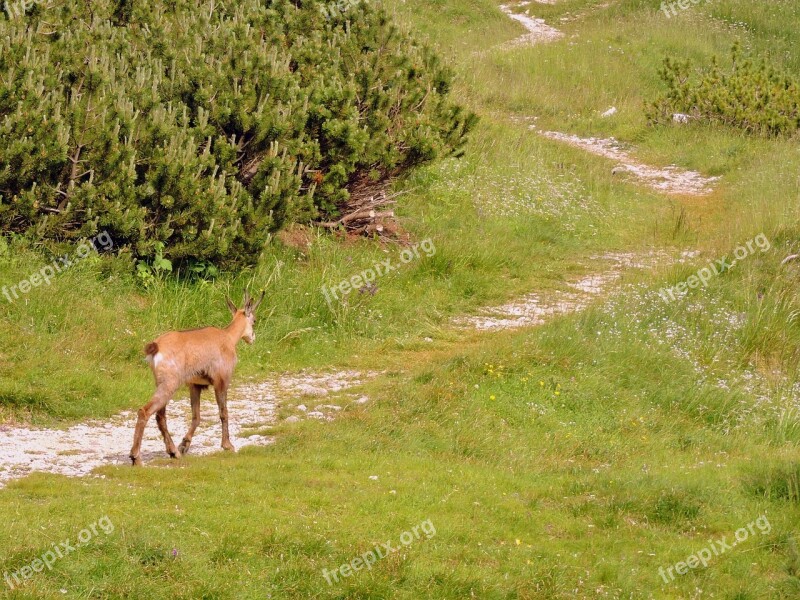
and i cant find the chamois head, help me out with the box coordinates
[226,290,265,345]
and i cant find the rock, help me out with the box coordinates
[356,396,370,405]
[307,411,326,419]
[285,416,301,423]
[672,113,690,123]
[296,404,308,412]
[601,106,617,117]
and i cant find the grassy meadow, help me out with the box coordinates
[2,0,800,598]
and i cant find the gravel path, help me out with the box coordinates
[0,370,370,487]
[0,252,699,485]
[455,252,690,331]
[499,3,564,47]
[498,5,718,196]
[540,131,720,196]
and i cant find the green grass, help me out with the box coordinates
[3,259,800,597]
[2,0,800,597]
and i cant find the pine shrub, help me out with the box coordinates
[647,43,800,138]
[0,0,476,266]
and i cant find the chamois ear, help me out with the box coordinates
[225,296,238,316]
[250,290,266,314]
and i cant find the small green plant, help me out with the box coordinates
[135,242,172,288]
[186,260,219,282]
[647,43,800,137]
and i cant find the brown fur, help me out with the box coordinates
[129,291,265,466]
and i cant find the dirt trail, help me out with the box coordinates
[0,371,370,488]
[539,131,720,196]
[0,249,691,486]
[495,4,718,196]
[456,252,686,331]
[499,3,564,47]
[0,251,688,484]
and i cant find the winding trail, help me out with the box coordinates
[499,3,564,47]
[1,249,688,486]
[0,371,370,487]
[496,3,719,196]
[0,246,690,487]
[456,251,690,331]
[0,0,710,491]
[539,131,720,196]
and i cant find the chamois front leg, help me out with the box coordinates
[155,407,180,459]
[130,385,177,466]
[214,381,235,452]
[178,384,203,455]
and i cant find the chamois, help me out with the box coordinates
[129,291,265,466]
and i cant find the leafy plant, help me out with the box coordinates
[187,260,220,282]
[135,242,172,288]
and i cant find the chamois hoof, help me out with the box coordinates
[168,449,182,459]
[178,441,191,455]
[222,443,236,452]
[130,455,142,467]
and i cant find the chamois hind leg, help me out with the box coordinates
[130,384,177,466]
[155,406,180,459]
[214,381,235,452]
[178,384,203,455]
